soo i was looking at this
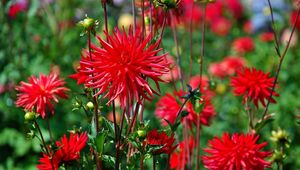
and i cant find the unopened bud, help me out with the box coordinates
[86,101,94,109]
[137,130,146,138]
[24,111,36,121]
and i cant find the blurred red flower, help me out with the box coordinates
[8,0,27,18]
[37,132,88,170]
[146,129,177,155]
[211,17,232,37]
[230,67,278,107]
[71,27,168,109]
[290,10,300,31]
[16,73,68,118]
[259,32,274,42]
[202,133,272,170]
[155,91,215,127]
[232,37,255,54]
[209,56,245,78]
[224,0,243,19]
[170,137,195,170]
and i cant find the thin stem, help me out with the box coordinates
[140,154,144,170]
[149,0,153,37]
[261,5,300,120]
[245,98,254,131]
[159,11,167,41]
[153,155,156,170]
[279,146,284,170]
[188,2,194,78]
[132,0,136,34]
[88,30,102,170]
[103,2,109,36]
[141,0,145,39]
[166,154,170,170]
[171,12,184,91]
[112,101,120,170]
[267,0,281,57]
[126,102,140,135]
[196,5,207,170]
[34,120,54,170]
[175,97,190,121]
[139,99,145,122]
[46,116,53,142]
[88,31,100,134]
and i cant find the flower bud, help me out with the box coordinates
[137,130,147,138]
[270,129,290,147]
[86,101,94,110]
[24,111,36,121]
[78,17,96,30]
[270,150,286,163]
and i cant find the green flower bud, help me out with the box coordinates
[270,150,286,163]
[86,102,94,110]
[24,111,36,121]
[78,17,96,29]
[137,130,147,138]
[270,128,290,147]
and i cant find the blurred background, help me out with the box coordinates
[1,0,300,169]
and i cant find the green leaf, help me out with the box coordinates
[95,131,107,155]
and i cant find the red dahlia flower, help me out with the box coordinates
[230,67,278,107]
[146,129,177,155]
[37,132,88,170]
[71,27,168,108]
[202,133,272,170]
[209,56,245,78]
[232,37,254,54]
[155,91,215,127]
[16,73,68,118]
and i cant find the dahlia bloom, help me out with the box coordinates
[202,133,272,170]
[16,73,68,118]
[146,129,177,155]
[8,0,27,18]
[37,132,88,170]
[211,17,232,37]
[232,37,255,54]
[155,91,215,127]
[169,137,195,170]
[71,27,168,108]
[230,67,278,107]
[224,0,244,19]
[209,56,245,78]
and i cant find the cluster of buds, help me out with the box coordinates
[270,128,291,164]
[270,128,291,147]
